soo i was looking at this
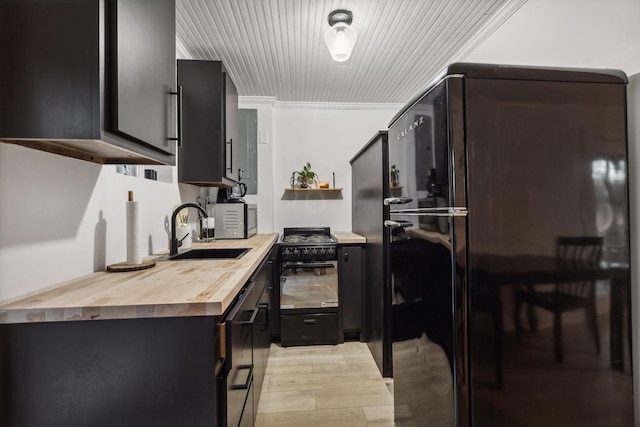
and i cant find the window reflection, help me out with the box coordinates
[591,157,628,268]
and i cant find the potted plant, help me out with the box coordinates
[290,162,317,188]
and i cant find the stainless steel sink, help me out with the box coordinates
[167,248,251,260]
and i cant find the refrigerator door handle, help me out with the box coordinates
[383,197,413,205]
[390,207,468,216]
[384,220,413,228]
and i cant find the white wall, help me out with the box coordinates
[0,143,183,301]
[271,103,400,233]
[465,0,640,74]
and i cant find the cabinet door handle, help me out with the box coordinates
[168,86,183,147]
[344,251,349,262]
[217,321,226,360]
[303,319,317,325]
[231,364,253,390]
[239,307,259,326]
[225,139,233,173]
[258,302,269,331]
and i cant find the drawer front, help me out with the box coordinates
[281,313,339,346]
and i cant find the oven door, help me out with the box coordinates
[280,261,338,310]
[279,260,341,346]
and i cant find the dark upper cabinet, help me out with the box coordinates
[0,0,176,165]
[177,60,239,186]
[110,0,176,156]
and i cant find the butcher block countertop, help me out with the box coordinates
[332,231,366,244]
[0,233,279,324]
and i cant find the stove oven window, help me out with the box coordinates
[280,261,338,310]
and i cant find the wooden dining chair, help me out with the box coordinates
[515,236,603,363]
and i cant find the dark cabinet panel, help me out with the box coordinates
[110,0,176,156]
[281,311,340,346]
[339,245,364,338]
[253,257,272,405]
[349,131,393,378]
[225,72,240,182]
[0,0,176,165]
[270,248,282,341]
[224,282,257,427]
[0,317,218,427]
[222,250,274,427]
[177,60,239,186]
[0,1,99,140]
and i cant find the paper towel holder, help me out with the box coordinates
[107,191,157,272]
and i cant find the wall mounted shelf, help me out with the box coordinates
[282,188,343,200]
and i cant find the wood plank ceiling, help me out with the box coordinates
[176,0,526,104]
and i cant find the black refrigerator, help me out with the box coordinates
[385,63,633,426]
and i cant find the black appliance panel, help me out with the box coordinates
[465,77,632,427]
[388,79,453,219]
[380,64,631,427]
[279,227,341,346]
[390,225,462,427]
[280,227,338,261]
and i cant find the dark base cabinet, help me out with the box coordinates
[280,309,340,347]
[222,248,274,427]
[0,247,279,427]
[339,245,364,341]
[0,317,220,427]
[224,280,260,427]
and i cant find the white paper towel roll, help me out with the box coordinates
[126,200,142,265]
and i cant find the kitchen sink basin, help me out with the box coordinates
[168,248,251,260]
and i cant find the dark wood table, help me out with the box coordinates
[470,254,631,370]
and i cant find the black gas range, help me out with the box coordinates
[278,227,341,347]
[279,227,338,261]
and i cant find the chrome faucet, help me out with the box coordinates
[170,203,208,256]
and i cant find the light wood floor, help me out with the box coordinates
[255,342,394,426]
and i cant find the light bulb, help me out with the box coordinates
[324,22,357,62]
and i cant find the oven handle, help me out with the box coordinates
[282,262,336,269]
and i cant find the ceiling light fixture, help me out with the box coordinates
[324,9,357,62]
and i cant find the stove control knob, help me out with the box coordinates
[303,248,310,255]
[319,248,326,255]
[293,248,300,256]
[311,248,317,255]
